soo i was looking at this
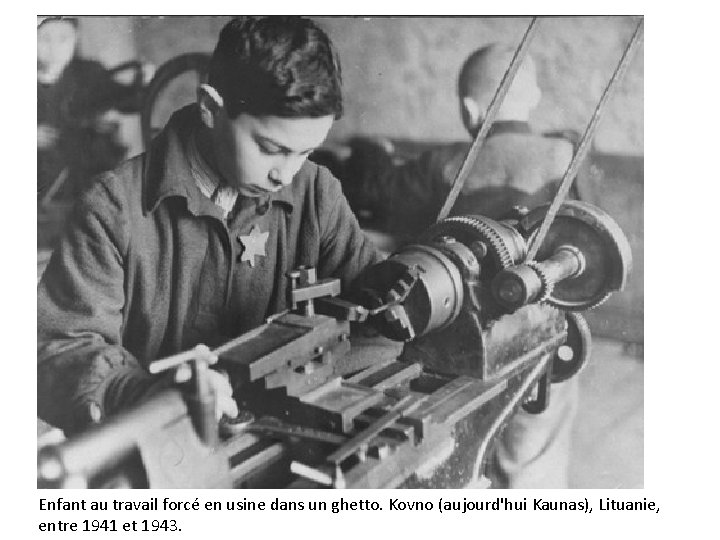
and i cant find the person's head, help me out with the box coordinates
[37,17,79,82]
[457,43,541,133]
[197,16,342,196]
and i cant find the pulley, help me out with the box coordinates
[491,201,632,311]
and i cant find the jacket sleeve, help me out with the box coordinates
[37,173,168,433]
[315,166,406,364]
[314,166,385,290]
[341,139,452,236]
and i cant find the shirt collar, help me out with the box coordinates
[186,128,239,219]
[488,120,532,137]
[185,128,222,198]
[143,105,213,217]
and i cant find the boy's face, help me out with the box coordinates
[37,20,78,75]
[207,111,334,196]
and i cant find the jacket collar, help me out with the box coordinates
[142,105,295,216]
[487,120,532,137]
[470,120,533,139]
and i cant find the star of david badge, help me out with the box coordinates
[237,225,269,267]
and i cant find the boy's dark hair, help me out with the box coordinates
[208,16,343,119]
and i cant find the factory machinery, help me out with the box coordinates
[37,17,642,489]
[37,200,631,489]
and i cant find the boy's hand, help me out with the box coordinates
[174,365,238,420]
[207,369,239,420]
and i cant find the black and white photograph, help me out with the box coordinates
[35,15,644,492]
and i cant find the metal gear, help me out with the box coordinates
[525,260,554,302]
[580,291,612,311]
[421,215,525,279]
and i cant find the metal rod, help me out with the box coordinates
[435,17,540,222]
[148,344,215,374]
[326,393,425,465]
[525,18,644,262]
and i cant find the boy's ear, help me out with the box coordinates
[461,96,482,132]
[198,84,225,129]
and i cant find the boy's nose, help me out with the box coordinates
[268,168,284,187]
[268,165,295,187]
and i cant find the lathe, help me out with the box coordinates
[37,200,631,489]
[37,16,642,490]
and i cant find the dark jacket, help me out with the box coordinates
[37,105,381,431]
[344,121,576,235]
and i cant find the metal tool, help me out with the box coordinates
[149,344,219,445]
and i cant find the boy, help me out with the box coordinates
[37,16,381,433]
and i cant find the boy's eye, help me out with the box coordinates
[260,145,281,155]
[257,139,313,157]
[258,141,285,155]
